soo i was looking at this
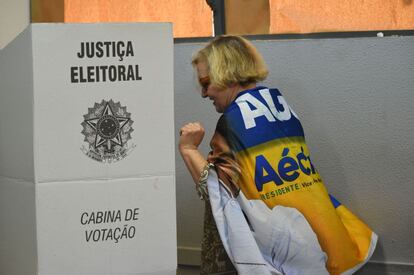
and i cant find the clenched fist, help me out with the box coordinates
[179,122,205,152]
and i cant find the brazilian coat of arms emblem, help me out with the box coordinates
[81,99,134,163]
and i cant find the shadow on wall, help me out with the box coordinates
[355,242,389,275]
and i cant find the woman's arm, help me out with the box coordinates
[179,122,208,184]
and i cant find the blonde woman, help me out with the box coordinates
[179,35,376,275]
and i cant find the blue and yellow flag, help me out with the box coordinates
[222,86,377,275]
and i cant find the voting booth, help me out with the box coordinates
[0,23,176,275]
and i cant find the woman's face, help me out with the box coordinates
[207,131,231,163]
[196,62,238,113]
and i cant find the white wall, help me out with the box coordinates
[0,0,30,49]
[174,36,414,270]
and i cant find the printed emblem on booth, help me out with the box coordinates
[81,99,135,163]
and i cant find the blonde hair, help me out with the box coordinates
[192,35,268,89]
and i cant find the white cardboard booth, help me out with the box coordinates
[0,23,176,275]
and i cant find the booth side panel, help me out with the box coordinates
[27,23,177,274]
[30,23,175,183]
[0,26,35,181]
[0,177,37,275]
[36,176,177,275]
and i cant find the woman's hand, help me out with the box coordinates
[179,122,205,152]
[179,122,208,184]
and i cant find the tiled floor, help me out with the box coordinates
[176,263,414,275]
[177,265,235,275]
[176,265,199,275]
